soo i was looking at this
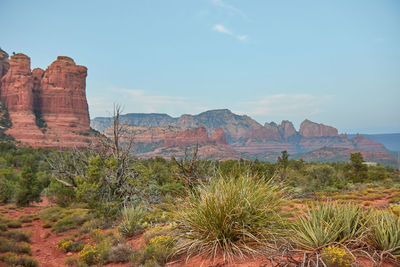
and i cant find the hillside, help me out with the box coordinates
[348,133,400,152]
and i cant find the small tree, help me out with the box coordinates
[15,167,40,206]
[277,150,289,180]
[349,152,367,182]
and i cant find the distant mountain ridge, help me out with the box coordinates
[348,133,400,152]
[92,109,399,167]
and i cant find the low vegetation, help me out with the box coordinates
[0,113,399,266]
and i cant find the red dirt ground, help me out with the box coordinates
[1,198,399,267]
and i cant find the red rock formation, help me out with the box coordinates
[0,53,93,148]
[0,49,9,79]
[164,125,209,147]
[211,128,228,145]
[1,54,34,112]
[352,134,387,152]
[249,123,281,140]
[279,120,296,140]
[299,119,338,137]
[0,54,43,143]
[39,56,90,131]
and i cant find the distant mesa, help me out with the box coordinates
[0,49,94,148]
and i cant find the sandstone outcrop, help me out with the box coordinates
[39,56,90,131]
[0,53,42,143]
[299,119,338,137]
[0,49,10,79]
[211,128,228,145]
[249,123,281,140]
[279,120,297,140]
[0,52,93,148]
[164,125,229,147]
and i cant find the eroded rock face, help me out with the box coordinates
[0,49,10,79]
[1,54,34,112]
[165,125,209,147]
[279,120,297,140]
[0,53,93,148]
[299,119,338,137]
[40,56,89,131]
[211,128,228,145]
[249,123,281,140]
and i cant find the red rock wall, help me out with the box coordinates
[299,119,338,137]
[39,56,90,131]
[0,53,92,148]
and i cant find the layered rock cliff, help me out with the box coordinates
[96,111,391,162]
[0,49,10,79]
[0,52,93,148]
[299,119,338,137]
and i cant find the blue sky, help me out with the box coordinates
[1,0,399,134]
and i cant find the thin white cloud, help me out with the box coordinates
[213,24,232,35]
[212,24,247,41]
[211,0,247,19]
[234,94,333,118]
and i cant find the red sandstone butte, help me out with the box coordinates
[0,53,93,148]
[39,56,90,131]
[164,126,210,147]
[210,128,228,145]
[299,119,338,137]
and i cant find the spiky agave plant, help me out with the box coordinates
[176,174,287,261]
[370,211,400,258]
[291,202,370,251]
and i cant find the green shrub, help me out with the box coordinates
[0,252,38,267]
[131,235,175,266]
[0,238,32,254]
[79,244,100,265]
[15,167,41,207]
[370,211,400,258]
[291,202,369,251]
[143,225,174,243]
[19,214,39,223]
[1,229,31,242]
[0,178,16,204]
[58,238,84,253]
[80,218,105,234]
[0,223,7,231]
[118,206,146,237]
[177,174,286,259]
[40,207,91,233]
[7,219,22,228]
[103,243,133,263]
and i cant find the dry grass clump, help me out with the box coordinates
[176,174,286,260]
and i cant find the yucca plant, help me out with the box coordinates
[370,211,400,258]
[176,174,287,260]
[291,202,369,251]
[118,206,146,237]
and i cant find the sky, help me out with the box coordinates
[0,0,399,134]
